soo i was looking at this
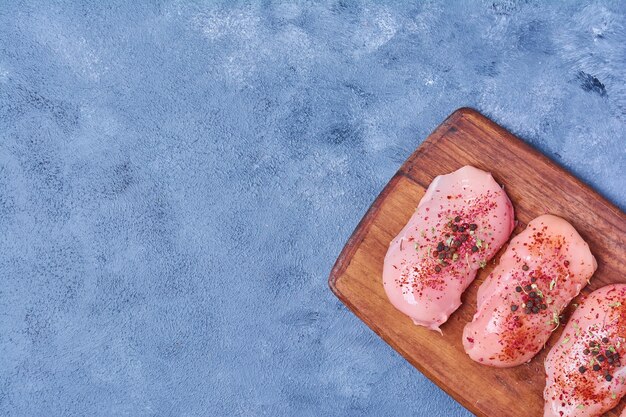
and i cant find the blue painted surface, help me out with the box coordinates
[0,1,624,416]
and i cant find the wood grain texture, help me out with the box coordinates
[328,108,626,417]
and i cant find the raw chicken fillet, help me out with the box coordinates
[463,214,597,367]
[544,284,626,417]
[383,165,514,332]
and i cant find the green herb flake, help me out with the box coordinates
[561,337,570,345]
[549,278,556,291]
[612,392,617,400]
[446,236,454,246]
[576,405,584,410]
[479,260,487,269]
[549,311,560,331]
[414,242,419,251]
[475,238,483,248]
[610,301,622,308]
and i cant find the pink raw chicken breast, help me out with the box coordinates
[383,165,514,332]
[463,214,597,367]
[544,284,626,417]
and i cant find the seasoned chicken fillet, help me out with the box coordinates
[463,214,597,367]
[544,284,626,417]
[383,165,514,332]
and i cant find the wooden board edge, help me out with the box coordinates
[457,108,625,221]
[327,173,402,298]
[330,279,489,417]
[398,107,469,185]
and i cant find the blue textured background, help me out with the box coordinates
[0,1,624,416]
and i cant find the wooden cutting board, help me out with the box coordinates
[328,108,626,417]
